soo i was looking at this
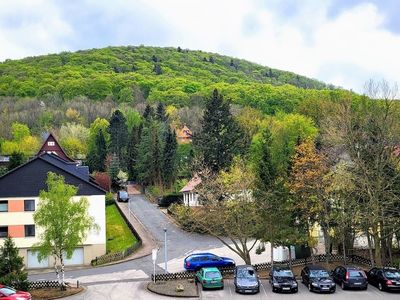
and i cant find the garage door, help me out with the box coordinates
[64,248,84,266]
[27,250,49,269]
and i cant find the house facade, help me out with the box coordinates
[180,175,201,206]
[176,125,193,144]
[0,153,106,269]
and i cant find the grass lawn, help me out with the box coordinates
[106,204,137,253]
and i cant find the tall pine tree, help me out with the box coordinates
[87,129,107,172]
[127,125,142,181]
[162,128,178,187]
[156,102,167,122]
[194,89,245,172]
[108,110,128,165]
[143,104,154,121]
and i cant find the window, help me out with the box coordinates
[25,225,35,237]
[24,200,35,211]
[0,201,7,212]
[0,227,8,238]
[48,141,55,146]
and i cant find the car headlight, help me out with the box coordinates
[331,282,336,286]
[312,282,318,287]
[292,282,298,287]
[273,283,280,287]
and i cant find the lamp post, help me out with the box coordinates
[164,228,168,273]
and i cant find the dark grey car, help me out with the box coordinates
[234,265,260,294]
[117,190,129,202]
[301,265,336,293]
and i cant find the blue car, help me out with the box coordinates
[184,253,235,271]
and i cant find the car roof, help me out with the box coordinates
[342,265,361,270]
[187,252,217,258]
[202,267,220,272]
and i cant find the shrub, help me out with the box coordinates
[158,193,182,208]
[105,192,114,206]
[169,203,206,233]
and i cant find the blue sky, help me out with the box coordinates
[0,0,399,92]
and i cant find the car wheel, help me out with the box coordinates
[341,282,346,290]
[378,283,383,291]
[272,287,276,293]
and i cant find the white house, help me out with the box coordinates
[180,175,201,206]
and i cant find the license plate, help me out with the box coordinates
[322,287,329,290]
[282,287,290,290]
[210,280,217,284]
[245,290,252,293]
[354,282,361,285]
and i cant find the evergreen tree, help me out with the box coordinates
[194,89,245,172]
[162,128,178,187]
[107,110,128,166]
[254,127,276,192]
[127,125,142,181]
[153,63,162,75]
[8,151,26,170]
[0,237,29,291]
[156,102,167,122]
[108,153,120,189]
[87,130,107,172]
[143,104,154,121]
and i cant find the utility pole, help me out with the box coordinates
[164,228,168,273]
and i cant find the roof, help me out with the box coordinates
[180,175,202,193]
[176,125,193,139]
[202,267,221,272]
[0,153,106,197]
[37,132,75,162]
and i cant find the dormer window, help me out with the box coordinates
[48,141,55,146]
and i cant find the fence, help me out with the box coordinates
[91,202,143,266]
[150,254,385,282]
[29,280,60,290]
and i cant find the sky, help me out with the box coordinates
[0,0,399,92]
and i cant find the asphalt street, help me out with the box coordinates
[29,195,222,283]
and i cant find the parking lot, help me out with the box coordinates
[199,279,400,300]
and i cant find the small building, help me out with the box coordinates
[180,175,201,206]
[37,132,75,162]
[0,152,106,269]
[176,125,193,144]
[0,155,10,168]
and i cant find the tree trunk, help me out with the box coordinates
[322,225,331,264]
[366,229,375,267]
[372,226,382,266]
[60,252,66,291]
[387,235,393,266]
[54,257,61,287]
[288,246,293,269]
[342,232,347,265]
[270,242,274,269]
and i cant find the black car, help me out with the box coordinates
[234,265,260,294]
[117,190,129,202]
[301,265,336,293]
[367,267,400,291]
[269,266,298,293]
[332,265,368,290]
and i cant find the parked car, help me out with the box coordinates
[184,253,235,271]
[301,265,336,293]
[332,265,368,290]
[269,266,298,293]
[117,190,129,202]
[0,285,31,300]
[367,267,400,291]
[234,265,260,294]
[195,267,224,290]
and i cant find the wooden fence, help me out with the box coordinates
[151,254,387,282]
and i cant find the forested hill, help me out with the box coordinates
[0,45,342,114]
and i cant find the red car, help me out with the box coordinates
[0,285,31,300]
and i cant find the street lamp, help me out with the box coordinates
[164,228,168,273]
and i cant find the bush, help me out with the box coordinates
[158,193,182,208]
[169,203,206,233]
[105,192,115,206]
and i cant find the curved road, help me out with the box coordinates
[29,195,222,284]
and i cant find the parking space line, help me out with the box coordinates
[228,279,232,297]
[261,281,268,297]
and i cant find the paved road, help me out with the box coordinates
[29,195,221,283]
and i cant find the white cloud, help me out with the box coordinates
[0,0,399,92]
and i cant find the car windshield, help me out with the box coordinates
[310,270,330,278]
[385,270,400,279]
[349,270,365,278]
[0,287,16,296]
[237,268,256,279]
[205,271,221,279]
[274,269,293,277]
[119,191,128,197]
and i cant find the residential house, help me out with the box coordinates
[37,132,75,162]
[180,175,201,206]
[0,152,106,269]
[176,125,193,144]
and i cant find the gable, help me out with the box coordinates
[0,159,105,198]
[37,133,74,162]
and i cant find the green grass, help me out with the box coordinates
[106,204,137,253]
